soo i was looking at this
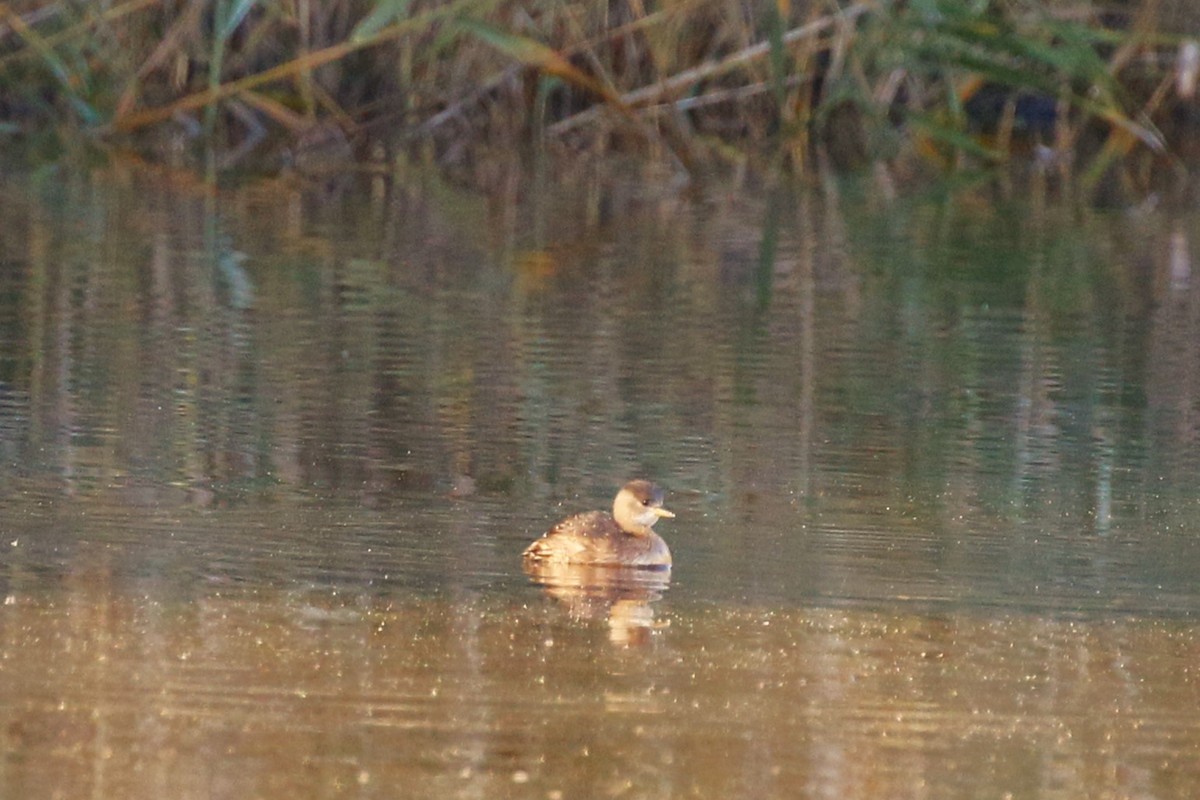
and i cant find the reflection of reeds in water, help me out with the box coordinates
[524,560,671,647]
[4,161,1200,535]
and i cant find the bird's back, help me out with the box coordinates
[523,510,670,567]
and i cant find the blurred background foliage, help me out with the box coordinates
[0,0,1197,191]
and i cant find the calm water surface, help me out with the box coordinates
[0,164,1198,798]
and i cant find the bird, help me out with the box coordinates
[522,480,675,568]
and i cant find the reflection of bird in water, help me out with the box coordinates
[523,560,672,646]
[522,480,675,568]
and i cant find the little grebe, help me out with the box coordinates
[522,480,675,568]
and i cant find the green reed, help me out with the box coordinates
[0,0,1190,184]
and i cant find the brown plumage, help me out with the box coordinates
[522,480,675,568]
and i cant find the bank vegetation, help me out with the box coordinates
[1,0,1197,191]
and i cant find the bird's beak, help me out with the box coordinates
[652,507,675,519]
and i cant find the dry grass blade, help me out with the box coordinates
[417,6,677,138]
[550,1,873,135]
[455,18,626,109]
[0,1,99,122]
[112,0,483,132]
[113,43,354,132]
[0,0,158,70]
[116,0,206,119]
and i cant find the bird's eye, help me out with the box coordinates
[642,499,651,506]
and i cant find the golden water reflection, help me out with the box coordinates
[2,579,1196,799]
[523,561,672,646]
